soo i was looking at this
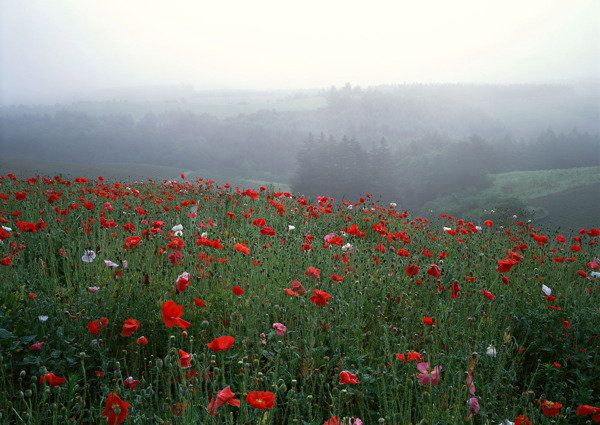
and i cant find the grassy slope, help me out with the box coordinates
[488,166,600,230]
[0,157,291,191]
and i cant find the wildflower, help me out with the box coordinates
[104,260,119,267]
[342,243,353,251]
[168,251,183,265]
[514,415,530,425]
[39,372,66,386]
[427,263,441,278]
[29,342,45,350]
[539,399,562,417]
[405,265,419,277]
[88,317,109,335]
[576,405,600,421]
[284,280,305,296]
[172,224,183,236]
[305,266,321,279]
[123,377,140,390]
[273,323,286,336]
[422,317,435,326]
[416,362,442,386]
[176,272,191,292]
[330,274,344,281]
[206,386,240,416]
[120,319,140,337]
[310,289,331,306]
[481,289,495,301]
[339,370,359,385]
[288,225,296,231]
[39,315,48,322]
[496,258,518,273]
[234,243,250,256]
[88,286,100,292]
[82,250,96,263]
[162,300,190,330]
[484,220,493,227]
[246,391,276,409]
[28,293,37,299]
[123,236,141,250]
[232,286,244,295]
[207,336,235,352]
[179,349,192,368]
[468,397,480,415]
[136,336,148,345]
[542,284,551,295]
[486,345,497,357]
[102,392,130,425]
[194,298,205,307]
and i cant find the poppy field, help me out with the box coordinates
[0,173,599,424]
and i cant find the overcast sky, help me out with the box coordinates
[1,0,598,104]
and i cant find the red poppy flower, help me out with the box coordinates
[246,391,276,409]
[501,276,509,284]
[576,405,600,421]
[123,236,141,250]
[496,258,518,273]
[39,372,66,386]
[578,270,588,278]
[481,289,495,301]
[206,385,240,416]
[120,319,140,337]
[178,349,192,368]
[304,266,321,279]
[88,317,109,335]
[194,298,205,307]
[260,226,275,236]
[570,245,582,252]
[234,243,250,256]
[136,336,148,345]
[123,377,140,390]
[422,317,435,326]
[451,280,461,299]
[162,300,190,330]
[539,399,562,417]
[339,370,359,384]
[484,220,493,227]
[330,274,343,281]
[0,255,12,267]
[176,272,191,292]
[102,392,130,425]
[405,265,419,277]
[562,320,570,329]
[427,264,441,278]
[232,286,244,295]
[514,415,531,425]
[310,289,331,306]
[207,336,235,352]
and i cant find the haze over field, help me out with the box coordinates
[1,0,599,104]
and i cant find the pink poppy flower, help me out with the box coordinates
[273,323,286,336]
[416,362,442,386]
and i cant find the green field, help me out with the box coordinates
[488,167,600,231]
[0,157,291,192]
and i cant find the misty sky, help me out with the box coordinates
[1,0,598,104]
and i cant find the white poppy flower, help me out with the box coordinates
[288,225,296,231]
[342,243,353,251]
[82,251,96,263]
[486,344,497,358]
[38,316,48,322]
[104,260,119,267]
[542,284,551,296]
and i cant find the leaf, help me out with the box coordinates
[0,328,14,340]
